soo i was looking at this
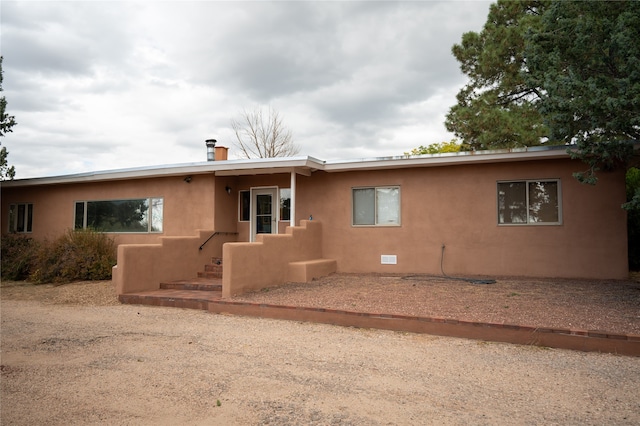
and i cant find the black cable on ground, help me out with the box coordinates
[402,244,496,285]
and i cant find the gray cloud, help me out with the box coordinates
[3,2,134,75]
[1,1,491,178]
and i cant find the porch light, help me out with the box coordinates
[225,185,232,195]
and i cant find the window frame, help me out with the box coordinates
[74,197,164,233]
[497,179,562,226]
[8,203,34,233]
[352,186,401,227]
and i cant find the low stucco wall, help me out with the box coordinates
[222,220,327,297]
[113,230,237,295]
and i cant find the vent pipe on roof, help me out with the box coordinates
[205,139,217,161]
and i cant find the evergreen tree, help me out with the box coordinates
[445,1,550,151]
[525,1,640,186]
[0,57,17,180]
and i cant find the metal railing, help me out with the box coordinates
[199,231,238,251]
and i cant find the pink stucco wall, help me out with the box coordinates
[1,156,629,283]
[1,174,220,244]
[222,220,329,296]
[113,229,237,294]
[292,159,628,279]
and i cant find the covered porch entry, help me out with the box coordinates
[114,157,336,299]
[217,160,318,243]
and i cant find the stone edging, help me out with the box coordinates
[208,300,640,357]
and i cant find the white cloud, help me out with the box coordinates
[1,0,491,178]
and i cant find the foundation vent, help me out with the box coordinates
[381,255,397,265]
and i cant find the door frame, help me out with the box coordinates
[250,186,279,242]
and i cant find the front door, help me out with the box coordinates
[251,187,278,242]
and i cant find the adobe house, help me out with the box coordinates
[1,143,629,297]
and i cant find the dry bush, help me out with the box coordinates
[1,233,39,280]
[29,229,116,284]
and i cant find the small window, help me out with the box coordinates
[239,191,250,222]
[498,180,561,225]
[9,203,33,233]
[352,186,400,226]
[74,202,85,229]
[74,198,164,233]
[150,198,164,232]
[280,188,291,221]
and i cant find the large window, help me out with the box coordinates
[352,186,400,226]
[8,203,33,233]
[498,180,561,225]
[74,198,164,233]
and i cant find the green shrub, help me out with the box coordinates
[1,233,39,280]
[30,229,117,284]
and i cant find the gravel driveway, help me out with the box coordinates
[2,281,639,425]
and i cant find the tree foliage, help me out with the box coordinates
[446,1,549,151]
[447,0,640,188]
[231,106,300,159]
[525,0,640,185]
[0,56,17,180]
[405,139,461,156]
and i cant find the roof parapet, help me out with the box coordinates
[2,145,582,187]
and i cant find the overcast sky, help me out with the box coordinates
[2,0,491,179]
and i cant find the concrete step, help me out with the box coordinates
[119,288,222,310]
[160,277,222,292]
[197,271,222,279]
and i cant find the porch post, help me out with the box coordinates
[290,171,296,226]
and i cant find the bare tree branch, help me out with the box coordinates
[230,106,299,159]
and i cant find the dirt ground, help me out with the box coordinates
[234,273,640,335]
[1,279,640,425]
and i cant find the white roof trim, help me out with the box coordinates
[323,145,570,172]
[1,146,573,187]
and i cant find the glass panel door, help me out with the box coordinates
[256,194,272,234]
[251,188,278,242]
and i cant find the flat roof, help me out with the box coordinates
[1,145,573,187]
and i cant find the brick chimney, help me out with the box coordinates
[214,146,228,161]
